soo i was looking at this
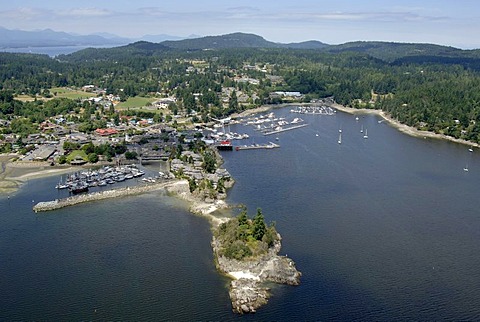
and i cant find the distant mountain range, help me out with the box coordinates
[0,27,195,48]
[0,27,328,50]
[2,27,479,66]
[0,27,126,48]
[125,33,480,63]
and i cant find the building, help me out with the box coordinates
[95,128,119,136]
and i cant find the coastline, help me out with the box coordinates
[0,156,84,195]
[331,103,480,148]
[25,161,301,314]
[234,102,480,149]
[9,101,453,314]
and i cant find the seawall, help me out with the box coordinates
[33,180,185,212]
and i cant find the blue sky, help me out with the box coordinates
[1,0,479,48]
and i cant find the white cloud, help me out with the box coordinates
[0,7,46,20]
[56,7,114,17]
[257,10,448,23]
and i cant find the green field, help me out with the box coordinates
[116,96,157,109]
[15,87,97,102]
[50,87,97,100]
[66,150,88,163]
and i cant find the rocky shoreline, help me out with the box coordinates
[212,235,301,313]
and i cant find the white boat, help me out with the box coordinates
[363,129,368,139]
[291,117,303,124]
[355,116,359,121]
[55,183,68,189]
[464,166,469,172]
[55,177,68,189]
[338,133,342,144]
[360,125,364,133]
[469,147,474,152]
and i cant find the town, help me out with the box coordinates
[0,53,328,200]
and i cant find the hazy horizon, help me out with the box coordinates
[1,1,480,49]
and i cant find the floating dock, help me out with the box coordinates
[235,142,280,150]
[263,123,308,136]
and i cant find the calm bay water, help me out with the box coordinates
[0,45,124,57]
[2,107,480,320]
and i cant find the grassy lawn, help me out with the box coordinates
[50,87,97,100]
[66,150,88,163]
[116,96,157,109]
[15,87,97,102]
[15,95,37,102]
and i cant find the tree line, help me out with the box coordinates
[2,45,480,142]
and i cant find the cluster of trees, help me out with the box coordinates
[3,44,480,142]
[60,141,127,164]
[1,91,79,120]
[215,208,278,260]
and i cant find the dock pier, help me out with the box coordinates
[263,123,308,136]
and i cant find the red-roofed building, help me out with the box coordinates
[95,128,118,136]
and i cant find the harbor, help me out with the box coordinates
[55,164,146,193]
[4,105,480,320]
[290,105,336,115]
[34,179,185,212]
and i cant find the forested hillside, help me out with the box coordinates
[2,36,480,142]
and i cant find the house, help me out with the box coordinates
[82,85,96,92]
[95,128,118,136]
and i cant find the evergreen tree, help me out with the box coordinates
[252,208,266,240]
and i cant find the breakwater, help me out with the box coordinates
[33,180,184,212]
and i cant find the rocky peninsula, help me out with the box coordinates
[206,207,301,314]
[26,144,302,314]
[213,234,301,313]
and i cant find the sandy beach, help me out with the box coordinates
[0,155,78,195]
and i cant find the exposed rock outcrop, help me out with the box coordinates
[212,233,301,313]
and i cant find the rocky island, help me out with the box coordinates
[211,208,301,313]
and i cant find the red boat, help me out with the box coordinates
[216,140,233,151]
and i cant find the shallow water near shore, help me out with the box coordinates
[2,106,480,320]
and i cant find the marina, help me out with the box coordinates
[55,164,145,193]
[290,105,336,115]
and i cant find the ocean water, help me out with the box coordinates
[2,107,480,320]
[0,45,123,57]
